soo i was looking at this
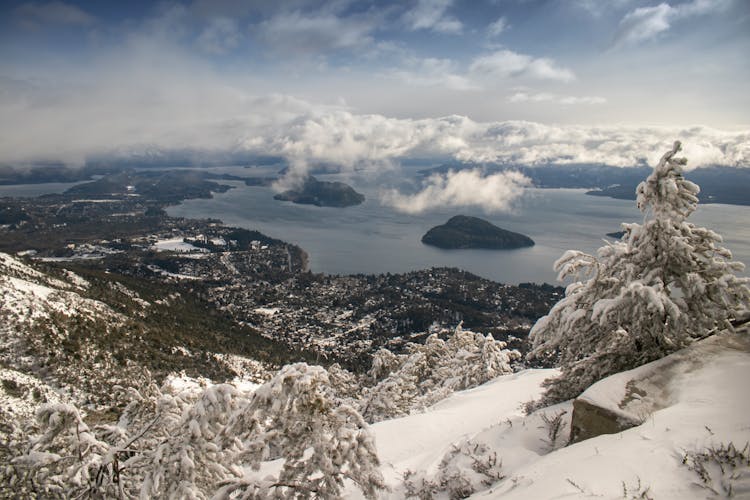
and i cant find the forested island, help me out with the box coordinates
[422,215,535,250]
[273,175,365,207]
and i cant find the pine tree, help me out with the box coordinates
[528,141,750,405]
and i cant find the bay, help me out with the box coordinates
[167,174,750,285]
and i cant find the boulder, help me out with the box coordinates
[569,330,750,443]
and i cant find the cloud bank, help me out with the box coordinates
[382,169,531,214]
[244,111,750,174]
[1,73,748,173]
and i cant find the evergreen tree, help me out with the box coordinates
[528,141,750,405]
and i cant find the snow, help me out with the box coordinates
[340,332,750,499]
[484,332,750,499]
[7,276,55,299]
[1,252,124,323]
[253,307,279,316]
[365,368,555,492]
[1,252,67,289]
[0,367,66,421]
[146,264,202,281]
[151,237,209,253]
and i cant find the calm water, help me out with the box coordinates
[167,170,750,285]
[2,169,746,285]
[0,181,88,198]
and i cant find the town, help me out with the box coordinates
[0,169,562,369]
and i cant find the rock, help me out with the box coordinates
[569,398,641,443]
[569,331,750,444]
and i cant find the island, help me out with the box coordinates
[273,175,365,207]
[421,215,535,250]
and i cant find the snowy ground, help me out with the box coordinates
[345,332,750,499]
[151,237,209,253]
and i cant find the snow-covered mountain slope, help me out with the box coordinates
[0,252,120,324]
[351,331,750,499]
[0,251,282,414]
[372,368,556,487]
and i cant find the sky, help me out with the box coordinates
[0,0,749,171]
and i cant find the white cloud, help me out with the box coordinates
[614,3,673,46]
[402,0,463,34]
[574,0,634,17]
[509,91,606,105]
[196,17,241,54]
[257,10,375,54]
[614,0,732,47]
[469,50,576,83]
[242,111,750,178]
[387,57,478,90]
[0,48,747,173]
[487,16,509,37]
[382,169,531,214]
[14,1,95,28]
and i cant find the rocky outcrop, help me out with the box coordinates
[569,331,750,443]
[569,398,642,443]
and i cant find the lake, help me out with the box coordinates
[166,170,750,285]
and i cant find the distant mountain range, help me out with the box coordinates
[2,155,749,206]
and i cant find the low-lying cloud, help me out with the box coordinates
[382,169,531,214]
[246,112,750,175]
[508,91,606,105]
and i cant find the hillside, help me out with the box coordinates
[0,252,298,404]
[422,215,535,250]
[2,248,748,499]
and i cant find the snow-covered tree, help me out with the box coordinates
[361,325,519,422]
[10,364,385,499]
[528,141,750,404]
[217,363,385,499]
[10,403,117,498]
[139,384,239,498]
[366,348,405,384]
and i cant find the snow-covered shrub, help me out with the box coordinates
[11,403,119,498]
[403,438,504,499]
[326,362,362,404]
[139,384,239,498]
[538,409,569,451]
[362,325,520,422]
[367,348,405,383]
[215,363,386,499]
[10,363,385,499]
[682,442,750,497]
[528,142,750,405]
